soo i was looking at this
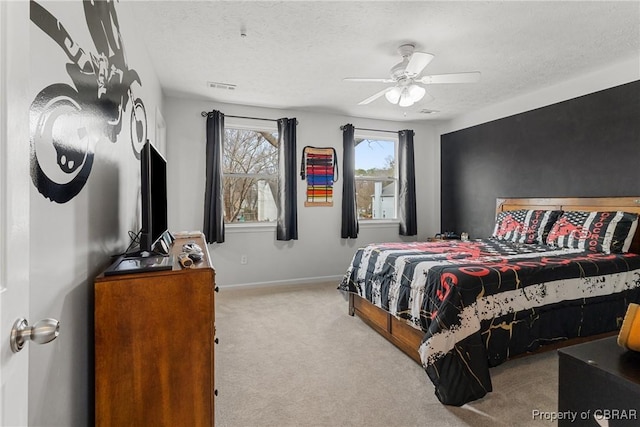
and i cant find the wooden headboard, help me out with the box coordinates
[496,197,640,255]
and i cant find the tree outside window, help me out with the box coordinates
[223,128,278,223]
[354,138,397,219]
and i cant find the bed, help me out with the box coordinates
[338,197,640,406]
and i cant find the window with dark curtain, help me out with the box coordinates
[341,124,359,238]
[276,118,298,241]
[203,111,225,243]
[203,112,298,243]
[398,129,417,236]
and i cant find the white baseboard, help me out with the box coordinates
[220,275,344,290]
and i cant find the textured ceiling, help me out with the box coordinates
[129,1,640,122]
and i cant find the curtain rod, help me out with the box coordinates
[340,125,400,134]
[201,111,278,123]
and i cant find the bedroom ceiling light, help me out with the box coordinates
[386,83,426,107]
[408,84,426,101]
[399,88,414,107]
[347,43,480,108]
[384,87,402,104]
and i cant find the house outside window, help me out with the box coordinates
[354,134,397,220]
[223,126,278,223]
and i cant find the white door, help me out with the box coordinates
[1,1,31,425]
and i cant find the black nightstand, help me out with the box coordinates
[558,336,640,426]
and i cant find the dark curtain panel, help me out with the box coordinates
[341,124,359,238]
[203,111,225,243]
[398,129,417,236]
[276,118,298,241]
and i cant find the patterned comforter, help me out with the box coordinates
[338,238,640,405]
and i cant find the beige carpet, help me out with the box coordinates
[214,282,558,427]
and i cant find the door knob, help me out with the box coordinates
[10,318,60,353]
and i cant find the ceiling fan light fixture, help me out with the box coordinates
[347,43,480,107]
[385,87,402,104]
[408,84,426,102]
[398,88,414,107]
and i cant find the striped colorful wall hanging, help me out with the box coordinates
[300,146,338,207]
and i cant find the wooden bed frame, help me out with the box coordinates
[348,196,640,364]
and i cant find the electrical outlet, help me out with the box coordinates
[240,254,248,265]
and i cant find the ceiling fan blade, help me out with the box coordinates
[344,78,395,83]
[358,88,392,105]
[405,52,434,76]
[418,72,481,84]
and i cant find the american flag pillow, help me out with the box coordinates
[492,209,563,244]
[546,210,638,253]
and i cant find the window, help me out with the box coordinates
[354,135,397,220]
[223,126,278,223]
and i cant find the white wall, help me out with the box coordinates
[25,2,164,425]
[164,97,440,287]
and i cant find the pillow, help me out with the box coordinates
[513,209,563,244]
[492,209,563,244]
[492,210,526,241]
[546,210,638,253]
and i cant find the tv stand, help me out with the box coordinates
[94,232,216,426]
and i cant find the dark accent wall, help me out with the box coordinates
[441,80,640,238]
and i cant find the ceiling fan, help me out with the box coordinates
[345,44,481,107]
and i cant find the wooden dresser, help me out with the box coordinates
[95,234,216,427]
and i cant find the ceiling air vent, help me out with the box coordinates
[207,81,237,91]
[419,109,438,114]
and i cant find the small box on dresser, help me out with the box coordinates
[94,233,216,427]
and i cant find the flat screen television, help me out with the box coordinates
[140,140,168,254]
